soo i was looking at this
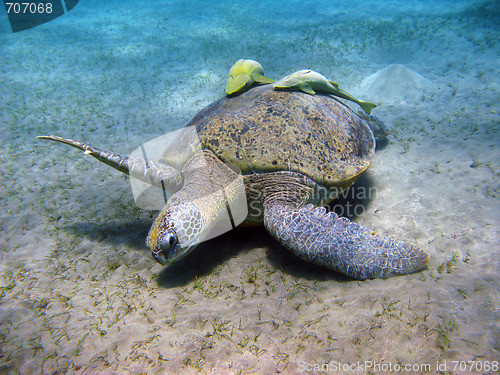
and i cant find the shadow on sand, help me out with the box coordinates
[65,170,379,288]
[156,171,379,288]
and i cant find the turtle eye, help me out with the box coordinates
[168,231,177,246]
[149,228,179,265]
[162,228,178,250]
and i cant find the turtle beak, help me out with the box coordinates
[149,227,197,265]
[151,243,197,265]
[150,228,180,265]
[152,249,169,265]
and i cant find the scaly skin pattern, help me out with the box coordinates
[37,90,427,279]
[37,135,429,278]
[264,202,428,279]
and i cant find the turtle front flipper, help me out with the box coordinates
[37,135,183,193]
[264,202,428,280]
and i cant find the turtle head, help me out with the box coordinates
[146,200,204,265]
[146,150,247,266]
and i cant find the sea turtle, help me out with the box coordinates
[274,69,377,114]
[38,85,428,280]
[225,59,274,96]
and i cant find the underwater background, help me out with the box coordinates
[0,0,498,373]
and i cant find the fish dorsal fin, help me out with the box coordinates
[328,80,339,88]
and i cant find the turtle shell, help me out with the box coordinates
[163,85,375,189]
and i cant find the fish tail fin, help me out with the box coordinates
[359,101,377,115]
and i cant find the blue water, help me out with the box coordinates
[0,0,498,373]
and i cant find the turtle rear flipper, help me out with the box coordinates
[264,202,428,280]
[355,111,389,139]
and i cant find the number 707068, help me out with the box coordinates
[5,2,54,14]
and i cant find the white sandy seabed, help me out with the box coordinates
[0,0,498,374]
